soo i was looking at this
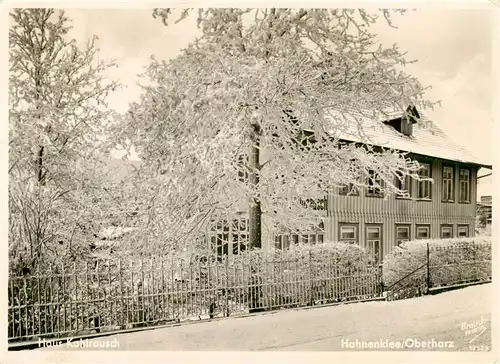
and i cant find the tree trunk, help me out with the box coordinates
[35,51,45,186]
[36,146,44,185]
[248,123,262,249]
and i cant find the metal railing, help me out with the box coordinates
[9,241,491,344]
[385,263,428,301]
[384,242,492,301]
[8,251,383,344]
[429,244,492,287]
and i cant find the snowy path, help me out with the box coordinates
[39,283,492,351]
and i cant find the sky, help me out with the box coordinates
[60,7,495,196]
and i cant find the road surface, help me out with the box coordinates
[38,283,492,351]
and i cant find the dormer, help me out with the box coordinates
[383,105,420,138]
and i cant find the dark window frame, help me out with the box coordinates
[275,221,325,250]
[209,218,249,257]
[440,224,454,239]
[417,163,432,200]
[339,183,360,196]
[415,224,431,240]
[338,222,359,244]
[365,223,383,264]
[458,168,471,204]
[366,169,384,198]
[457,224,470,238]
[339,170,362,196]
[442,165,455,203]
[274,234,291,250]
[395,224,411,246]
[395,171,412,199]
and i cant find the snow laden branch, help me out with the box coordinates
[9,9,122,272]
[120,8,434,251]
[9,9,120,187]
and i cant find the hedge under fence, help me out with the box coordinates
[8,242,381,342]
[382,237,492,290]
[9,238,492,343]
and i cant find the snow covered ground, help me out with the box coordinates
[37,283,492,351]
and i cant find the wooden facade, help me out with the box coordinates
[258,153,482,263]
[205,106,490,262]
[207,154,485,261]
[321,155,480,263]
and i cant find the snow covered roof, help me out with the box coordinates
[325,107,492,169]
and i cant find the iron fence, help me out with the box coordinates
[8,251,383,343]
[429,243,492,287]
[384,242,492,301]
[9,242,491,344]
[385,263,428,301]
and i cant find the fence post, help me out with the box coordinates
[472,246,477,282]
[308,250,313,306]
[140,259,145,326]
[379,263,384,296]
[248,254,263,314]
[426,242,431,293]
[266,255,272,312]
[224,257,229,317]
[119,259,124,328]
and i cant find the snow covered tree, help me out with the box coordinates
[120,8,434,252]
[9,9,121,272]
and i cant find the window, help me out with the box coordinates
[211,234,229,258]
[417,163,432,199]
[442,166,454,202]
[416,225,430,239]
[340,169,361,196]
[232,219,248,255]
[339,223,358,244]
[275,221,324,250]
[459,169,471,203]
[300,230,324,245]
[209,218,249,257]
[365,225,382,264]
[440,225,453,239]
[339,183,359,196]
[396,224,411,246]
[395,171,411,198]
[275,235,291,250]
[457,225,469,238]
[367,170,383,196]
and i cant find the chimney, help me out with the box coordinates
[401,105,419,137]
[382,105,419,137]
[400,117,413,137]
